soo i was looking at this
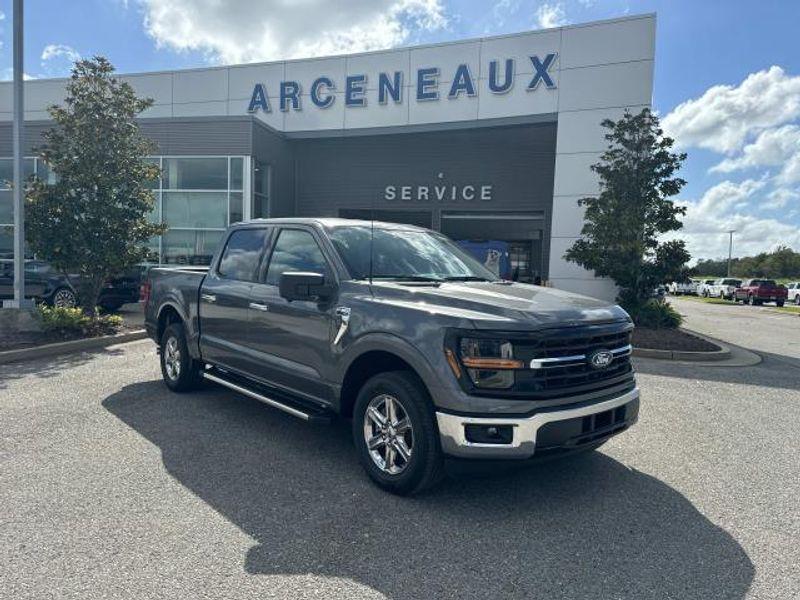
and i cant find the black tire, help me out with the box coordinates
[776,301,785,307]
[353,371,444,495]
[99,302,124,313]
[796,295,800,306]
[160,322,203,392]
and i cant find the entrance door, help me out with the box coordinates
[440,212,545,283]
[247,226,336,402]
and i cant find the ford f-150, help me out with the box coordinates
[143,219,639,494]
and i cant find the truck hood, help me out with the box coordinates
[368,281,629,329]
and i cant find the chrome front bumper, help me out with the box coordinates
[436,387,639,459]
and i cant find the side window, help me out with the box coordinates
[265,229,329,286]
[217,228,268,282]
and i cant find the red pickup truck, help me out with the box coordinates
[733,279,788,306]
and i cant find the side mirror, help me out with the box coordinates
[279,271,334,302]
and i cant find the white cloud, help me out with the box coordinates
[41,44,81,63]
[662,66,800,154]
[535,2,567,29]
[711,124,800,185]
[765,187,800,210]
[137,0,448,64]
[492,0,521,28]
[670,179,800,259]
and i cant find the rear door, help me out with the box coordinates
[199,226,271,375]
[247,226,338,402]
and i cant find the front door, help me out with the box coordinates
[199,226,270,375]
[248,227,336,402]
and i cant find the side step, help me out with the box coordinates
[202,370,334,424]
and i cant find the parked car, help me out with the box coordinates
[0,259,77,307]
[668,278,698,295]
[707,278,742,300]
[697,279,717,297]
[0,259,141,311]
[786,282,800,305]
[733,279,788,306]
[143,218,639,495]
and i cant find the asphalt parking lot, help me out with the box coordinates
[1,301,798,599]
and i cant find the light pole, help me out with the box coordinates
[727,230,736,277]
[8,0,26,308]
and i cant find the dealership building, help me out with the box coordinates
[0,14,655,299]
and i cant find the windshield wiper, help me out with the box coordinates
[371,275,444,282]
[443,275,493,282]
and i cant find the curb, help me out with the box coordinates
[0,330,149,365]
[631,329,731,362]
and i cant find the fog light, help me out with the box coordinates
[464,424,513,444]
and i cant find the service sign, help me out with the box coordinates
[247,54,557,113]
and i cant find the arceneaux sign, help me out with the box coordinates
[247,54,557,113]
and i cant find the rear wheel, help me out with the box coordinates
[353,371,444,495]
[776,300,785,307]
[51,287,77,308]
[160,322,203,392]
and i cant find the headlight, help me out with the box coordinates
[458,338,522,389]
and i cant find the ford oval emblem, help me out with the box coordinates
[588,349,614,369]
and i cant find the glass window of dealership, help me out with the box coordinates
[0,155,270,264]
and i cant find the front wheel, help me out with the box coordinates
[160,322,203,392]
[353,371,444,495]
[795,295,800,306]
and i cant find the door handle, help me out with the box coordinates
[201,293,217,303]
[249,302,269,312]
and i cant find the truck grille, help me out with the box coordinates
[476,323,634,400]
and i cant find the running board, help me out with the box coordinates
[202,371,333,423]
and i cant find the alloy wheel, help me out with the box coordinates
[363,393,414,475]
[53,288,77,308]
[163,336,182,381]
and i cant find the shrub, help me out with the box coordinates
[625,299,683,329]
[37,305,124,338]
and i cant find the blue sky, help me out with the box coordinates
[0,0,798,260]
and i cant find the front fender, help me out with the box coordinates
[338,332,450,403]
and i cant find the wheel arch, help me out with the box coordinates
[338,335,441,419]
[156,302,186,345]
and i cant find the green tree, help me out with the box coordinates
[26,57,164,315]
[564,108,690,316]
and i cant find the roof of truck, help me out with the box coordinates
[235,217,432,232]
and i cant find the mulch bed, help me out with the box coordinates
[633,327,721,352]
[0,323,137,353]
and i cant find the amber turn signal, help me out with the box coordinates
[445,348,462,378]
[460,357,524,370]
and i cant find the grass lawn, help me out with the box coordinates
[671,294,800,314]
[673,295,730,305]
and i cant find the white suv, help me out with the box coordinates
[786,282,800,305]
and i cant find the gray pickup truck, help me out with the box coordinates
[144,218,639,494]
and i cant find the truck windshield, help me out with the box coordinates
[329,226,498,282]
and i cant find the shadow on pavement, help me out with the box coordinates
[0,347,126,390]
[634,350,800,391]
[103,380,754,600]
